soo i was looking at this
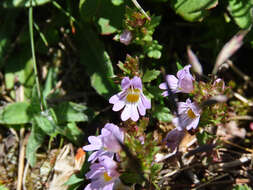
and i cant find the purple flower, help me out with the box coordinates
[120,30,133,45]
[83,123,124,162]
[85,156,120,190]
[159,65,194,96]
[172,98,201,131]
[109,76,151,122]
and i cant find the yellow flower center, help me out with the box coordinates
[126,88,140,103]
[187,108,196,119]
[103,172,112,182]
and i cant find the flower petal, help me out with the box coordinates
[121,104,131,121]
[121,77,131,90]
[112,100,125,111]
[130,104,139,121]
[131,76,142,89]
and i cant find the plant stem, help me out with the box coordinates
[29,4,44,111]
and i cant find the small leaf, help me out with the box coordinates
[176,61,183,71]
[26,123,46,167]
[111,0,123,6]
[0,102,37,125]
[153,106,173,122]
[98,18,117,35]
[143,69,160,83]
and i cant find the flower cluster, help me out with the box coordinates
[83,76,151,190]
[83,123,125,190]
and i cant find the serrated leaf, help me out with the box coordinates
[26,123,46,167]
[143,69,160,83]
[0,102,37,125]
[76,25,119,99]
[170,0,218,22]
[153,106,173,122]
[228,0,253,29]
[53,102,89,124]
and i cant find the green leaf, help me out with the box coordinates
[60,123,85,146]
[1,0,50,8]
[65,174,84,185]
[233,184,252,190]
[0,102,37,125]
[43,67,57,98]
[79,0,125,35]
[26,122,46,167]
[33,113,58,137]
[98,17,117,35]
[0,185,9,190]
[111,0,123,6]
[53,102,90,124]
[228,0,253,29]
[143,69,160,83]
[176,61,183,70]
[145,40,163,59]
[170,0,218,22]
[76,25,119,99]
[153,106,173,122]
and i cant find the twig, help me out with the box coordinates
[22,162,29,190]
[17,128,25,190]
[209,154,251,171]
[221,139,253,153]
[233,92,253,106]
[131,0,151,21]
[195,173,229,189]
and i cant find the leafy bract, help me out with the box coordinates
[170,0,218,22]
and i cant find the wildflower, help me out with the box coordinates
[120,30,133,45]
[83,123,124,162]
[172,98,201,131]
[159,65,194,96]
[109,76,151,121]
[85,156,120,190]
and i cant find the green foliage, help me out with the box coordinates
[0,102,32,125]
[153,106,173,122]
[0,185,8,190]
[1,0,50,8]
[233,184,252,190]
[228,0,253,29]
[170,0,218,22]
[143,69,160,82]
[77,25,119,99]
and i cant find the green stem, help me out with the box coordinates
[29,3,44,111]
